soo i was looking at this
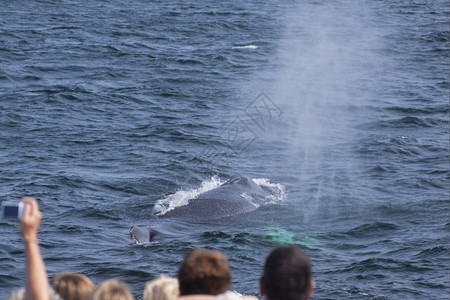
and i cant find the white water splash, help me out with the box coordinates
[153,176,224,216]
[232,45,258,49]
[153,176,285,216]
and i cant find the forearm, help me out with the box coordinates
[24,239,49,300]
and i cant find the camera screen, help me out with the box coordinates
[3,206,19,218]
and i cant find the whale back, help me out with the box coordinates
[161,196,257,220]
[162,177,265,220]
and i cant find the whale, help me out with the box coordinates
[160,176,275,220]
[130,176,282,243]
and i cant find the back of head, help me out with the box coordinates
[178,248,232,296]
[7,288,25,300]
[143,274,179,300]
[7,287,63,300]
[52,271,96,300]
[90,279,134,300]
[261,246,312,300]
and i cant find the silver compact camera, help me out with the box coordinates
[1,202,25,220]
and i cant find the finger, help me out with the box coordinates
[21,198,40,221]
[21,197,37,206]
[21,197,37,211]
[21,199,32,218]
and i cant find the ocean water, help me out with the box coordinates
[0,0,449,299]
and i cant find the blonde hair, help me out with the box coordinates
[89,279,134,300]
[143,274,179,300]
[7,287,63,300]
[52,271,96,300]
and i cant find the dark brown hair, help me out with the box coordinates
[262,246,312,300]
[178,248,231,296]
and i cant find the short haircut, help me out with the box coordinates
[178,248,232,296]
[89,279,134,300]
[262,246,312,300]
[52,271,96,300]
[143,274,179,300]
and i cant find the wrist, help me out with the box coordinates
[22,232,37,243]
[22,236,38,244]
[21,230,38,240]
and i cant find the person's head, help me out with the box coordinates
[7,287,63,300]
[89,279,134,300]
[178,248,232,296]
[52,271,96,300]
[143,274,179,300]
[259,246,314,300]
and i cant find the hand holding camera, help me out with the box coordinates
[2,198,42,242]
[19,198,42,243]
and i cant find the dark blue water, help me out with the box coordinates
[1,0,448,299]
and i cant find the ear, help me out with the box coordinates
[305,280,315,299]
[259,277,265,296]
